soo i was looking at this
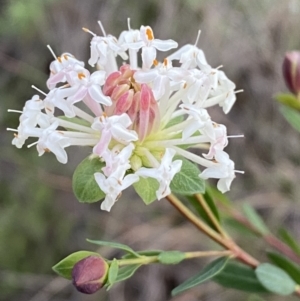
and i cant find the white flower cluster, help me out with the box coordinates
[8,20,243,211]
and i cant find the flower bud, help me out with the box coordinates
[283,51,300,95]
[72,255,109,294]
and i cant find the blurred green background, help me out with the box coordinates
[1,0,300,300]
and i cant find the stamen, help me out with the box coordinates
[82,27,96,37]
[7,128,18,132]
[235,89,244,94]
[227,135,244,138]
[78,72,86,79]
[31,85,47,96]
[98,21,107,37]
[194,30,201,46]
[27,141,38,148]
[235,170,245,174]
[163,58,168,66]
[216,65,223,70]
[146,27,154,40]
[7,109,23,114]
[153,59,159,66]
[127,18,131,30]
[47,45,58,60]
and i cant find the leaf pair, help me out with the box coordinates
[73,155,205,205]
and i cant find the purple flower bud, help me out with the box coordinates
[72,255,109,294]
[283,51,300,95]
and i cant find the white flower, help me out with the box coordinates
[47,53,85,89]
[11,95,52,148]
[88,35,128,69]
[134,59,188,100]
[92,113,138,156]
[44,87,78,118]
[126,26,178,69]
[36,122,71,164]
[118,25,141,69]
[94,166,139,211]
[101,143,135,176]
[206,70,237,114]
[203,124,228,159]
[179,104,215,140]
[136,148,182,199]
[168,44,208,70]
[62,70,111,116]
[200,151,235,193]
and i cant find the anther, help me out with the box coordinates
[82,27,96,37]
[146,27,154,40]
[153,59,159,66]
[78,72,86,80]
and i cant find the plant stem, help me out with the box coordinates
[117,250,233,266]
[166,193,259,268]
[184,250,232,259]
[194,194,229,239]
[166,194,225,245]
[117,256,158,266]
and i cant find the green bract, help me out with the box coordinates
[52,250,102,279]
[72,156,105,203]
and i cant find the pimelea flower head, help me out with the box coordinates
[8,19,244,212]
[283,51,300,97]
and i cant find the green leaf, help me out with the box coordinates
[280,105,300,132]
[214,261,268,292]
[72,156,105,203]
[52,251,101,279]
[275,93,300,110]
[107,259,119,289]
[267,252,300,283]
[278,228,300,256]
[255,263,297,295]
[87,239,142,258]
[172,256,228,296]
[158,251,186,265]
[133,177,159,205]
[242,204,269,235]
[115,264,142,282]
[170,156,205,195]
[224,218,257,237]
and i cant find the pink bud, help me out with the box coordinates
[72,256,109,294]
[114,89,134,115]
[128,91,141,126]
[103,71,122,96]
[283,51,300,95]
[103,65,135,96]
[135,84,160,141]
